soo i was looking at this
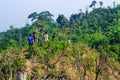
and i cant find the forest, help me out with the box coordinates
[0,1,120,80]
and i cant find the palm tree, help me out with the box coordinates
[113,1,116,8]
[99,1,103,8]
[89,0,97,9]
[92,0,97,9]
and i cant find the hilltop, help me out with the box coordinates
[0,3,120,80]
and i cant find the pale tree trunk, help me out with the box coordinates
[9,68,12,80]
[16,71,27,80]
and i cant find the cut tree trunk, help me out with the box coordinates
[16,71,27,80]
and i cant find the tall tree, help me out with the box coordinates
[99,1,103,8]
[28,12,38,22]
[69,12,84,26]
[113,1,116,8]
[89,0,97,9]
[56,14,68,29]
[37,11,54,22]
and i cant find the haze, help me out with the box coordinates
[0,0,120,32]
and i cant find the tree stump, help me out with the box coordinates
[16,71,27,80]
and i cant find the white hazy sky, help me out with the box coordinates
[0,0,120,32]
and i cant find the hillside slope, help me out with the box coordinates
[0,4,120,80]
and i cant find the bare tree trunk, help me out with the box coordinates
[95,57,100,80]
[83,64,87,80]
[95,66,100,80]
[76,54,82,80]
[9,68,12,80]
[95,53,103,80]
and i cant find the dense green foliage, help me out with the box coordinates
[0,2,120,80]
